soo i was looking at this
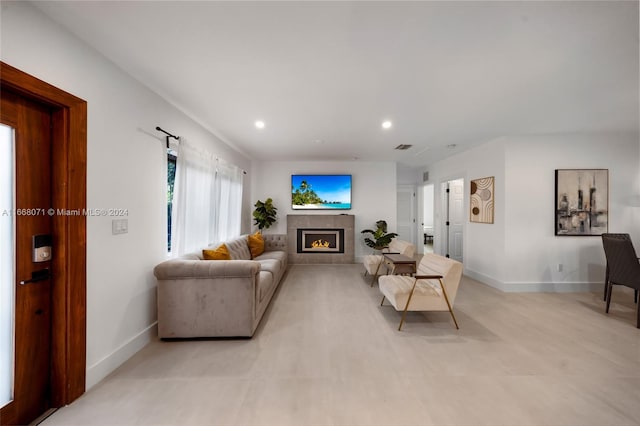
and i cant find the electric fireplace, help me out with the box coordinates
[297,228,344,254]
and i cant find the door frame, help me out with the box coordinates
[396,184,417,247]
[440,181,450,257]
[1,62,87,406]
[418,183,435,255]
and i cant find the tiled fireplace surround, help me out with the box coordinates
[287,214,355,264]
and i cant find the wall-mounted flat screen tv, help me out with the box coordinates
[291,174,352,210]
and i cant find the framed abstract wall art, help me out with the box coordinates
[555,169,608,236]
[470,176,494,224]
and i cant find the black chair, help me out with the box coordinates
[601,233,640,328]
[602,233,634,300]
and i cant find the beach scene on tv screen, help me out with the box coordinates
[291,175,351,209]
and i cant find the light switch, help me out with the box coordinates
[112,219,128,235]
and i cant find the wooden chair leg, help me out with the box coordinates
[438,278,459,330]
[398,278,420,331]
[398,309,409,331]
[371,259,383,287]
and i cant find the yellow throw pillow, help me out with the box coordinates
[203,243,231,260]
[248,231,265,258]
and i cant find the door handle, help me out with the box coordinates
[20,268,51,285]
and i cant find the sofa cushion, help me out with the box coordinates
[389,239,416,258]
[182,252,203,261]
[203,244,231,260]
[248,231,265,258]
[380,277,448,311]
[226,235,252,260]
[254,250,287,269]
[363,254,385,275]
[257,258,281,278]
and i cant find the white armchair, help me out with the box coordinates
[378,253,463,330]
[363,238,416,286]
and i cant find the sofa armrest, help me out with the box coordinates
[154,259,261,280]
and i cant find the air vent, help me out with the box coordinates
[394,144,413,150]
[423,171,429,182]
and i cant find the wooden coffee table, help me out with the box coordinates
[383,253,416,276]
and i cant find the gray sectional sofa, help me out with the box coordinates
[153,234,287,338]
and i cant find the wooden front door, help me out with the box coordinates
[0,62,87,426]
[1,87,55,426]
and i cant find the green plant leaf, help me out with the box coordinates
[361,220,397,249]
[253,198,278,230]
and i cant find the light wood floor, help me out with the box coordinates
[44,264,640,426]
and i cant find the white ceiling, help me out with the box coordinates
[33,1,639,167]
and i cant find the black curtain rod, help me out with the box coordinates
[156,126,179,148]
[157,125,247,175]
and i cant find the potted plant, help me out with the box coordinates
[361,220,398,251]
[253,198,278,231]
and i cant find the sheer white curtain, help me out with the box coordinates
[214,158,244,242]
[170,139,244,256]
[170,140,216,255]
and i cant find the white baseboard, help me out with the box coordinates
[500,281,603,293]
[463,269,506,291]
[464,268,603,293]
[86,322,157,390]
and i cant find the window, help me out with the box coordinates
[1,124,15,407]
[169,140,243,256]
[167,150,177,252]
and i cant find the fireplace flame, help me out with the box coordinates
[311,239,331,248]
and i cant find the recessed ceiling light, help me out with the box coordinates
[255,120,265,129]
[382,120,392,129]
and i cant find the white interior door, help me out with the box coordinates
[396,185,416,247]
[448,179,464,262]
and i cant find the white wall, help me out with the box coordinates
[427,139,507,286]
[1,2,252,389]
[426,133,639,292]
[396,165,421,185]
[251,161,397,260]
[503,133,639,291]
